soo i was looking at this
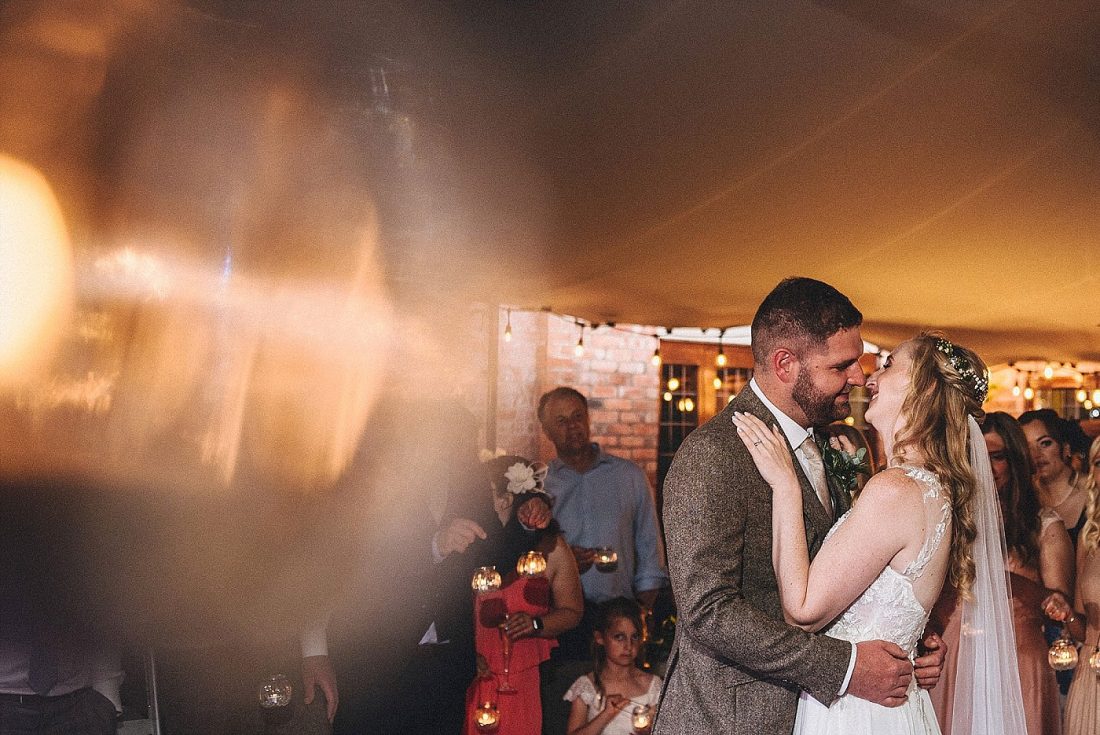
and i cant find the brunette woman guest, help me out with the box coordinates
[930,412,1073,735]
[1043,435,1100,735]
[1019,409,1089,544]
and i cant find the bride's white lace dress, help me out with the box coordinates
[794,465,948,735]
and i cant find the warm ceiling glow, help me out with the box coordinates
[0,156,73,385]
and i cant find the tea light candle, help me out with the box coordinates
[631,704,653,731]
[516,550,547,577]
[472,566,503,593]
[474,701,500,732]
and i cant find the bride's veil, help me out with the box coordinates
[950,415,1027,734]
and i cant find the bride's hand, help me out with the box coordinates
[829,433,857,455]
[731,412,798,490]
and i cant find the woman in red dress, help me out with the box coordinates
[464,456,583,735]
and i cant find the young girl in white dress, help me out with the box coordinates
[564,598,661,735]
[732,331,1025,735]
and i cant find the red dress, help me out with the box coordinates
[463,575,556,735]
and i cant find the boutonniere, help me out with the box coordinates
[820,439,870,494]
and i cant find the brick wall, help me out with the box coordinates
[484,310,662,486]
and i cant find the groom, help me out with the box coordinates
[654,277,943,734]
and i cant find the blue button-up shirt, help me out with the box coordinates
[545,444,669,603]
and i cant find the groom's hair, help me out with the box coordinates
[751,277,862,364]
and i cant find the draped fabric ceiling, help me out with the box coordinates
[464,1,1100,366]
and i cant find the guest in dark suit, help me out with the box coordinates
[329,403,553,735]
[655,277,943,734]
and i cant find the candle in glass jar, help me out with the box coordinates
[517,550,547,577]
[472,566,502,593]
[631,704,653,731]
[257,674,292,708]
[1049,635,1078,671]
[594,546,618,572]
[474,701,500,732]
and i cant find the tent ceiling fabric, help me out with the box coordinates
[4,1,1098,367]
[476,0,1100,365]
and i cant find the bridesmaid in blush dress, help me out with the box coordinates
[1044,435,1100,735]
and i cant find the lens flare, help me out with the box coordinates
[0,156,73,384]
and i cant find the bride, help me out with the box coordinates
[732,332,1026,734]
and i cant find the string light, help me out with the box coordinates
[1043,363,1055,380]
[651,341,661,367]
[1024,386,1035,401]
[663,391,673,402]
[1093,389,1100,404]
[1011,385,1021,397]
[503,308,512,343]
[1077,389,1087,403]
[667,377,680,391]
[716,328,728,367]
[574,322,585,357]
[713,376,723,390]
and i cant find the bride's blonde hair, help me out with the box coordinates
[891,331,987,599]
[1080,436,1100,553]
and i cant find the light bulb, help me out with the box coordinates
[651,348,661,367]
[663,391,673,402]
[503,324,512,342]
[1024,387,1035,400]
[716,350,728,367]
[1085,400,1095,410]
[1077,389,1087,403]
[1093,389,1100,404]
[1043,364,1054,380]
[1011,385,1021,397]
[574,338,584,357]
[683,397,695,412]
[713,376,723,390]
[667,377,680,391]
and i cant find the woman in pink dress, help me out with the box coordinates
[1043,434,1100,735]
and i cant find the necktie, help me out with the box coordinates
[799,435,831,517]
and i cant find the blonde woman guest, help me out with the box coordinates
[1043,435,1100,735]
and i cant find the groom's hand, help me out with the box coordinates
[848,640,911,707]
[914,631,946,690]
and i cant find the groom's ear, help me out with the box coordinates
[772,348,799,383]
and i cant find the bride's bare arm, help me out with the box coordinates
[733,413,915,630]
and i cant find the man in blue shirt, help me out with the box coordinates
[537,386,669,733]
[540,387,669,612]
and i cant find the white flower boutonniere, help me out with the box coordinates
[504,461,548,495]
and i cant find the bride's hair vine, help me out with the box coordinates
[934,337,989,406]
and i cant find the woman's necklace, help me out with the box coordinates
[1044,471,1080,509]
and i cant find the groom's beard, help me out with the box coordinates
[792,370,850,426]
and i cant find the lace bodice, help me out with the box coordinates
[821,465,949,656]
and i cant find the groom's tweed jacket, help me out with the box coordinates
[654,387,853,735]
